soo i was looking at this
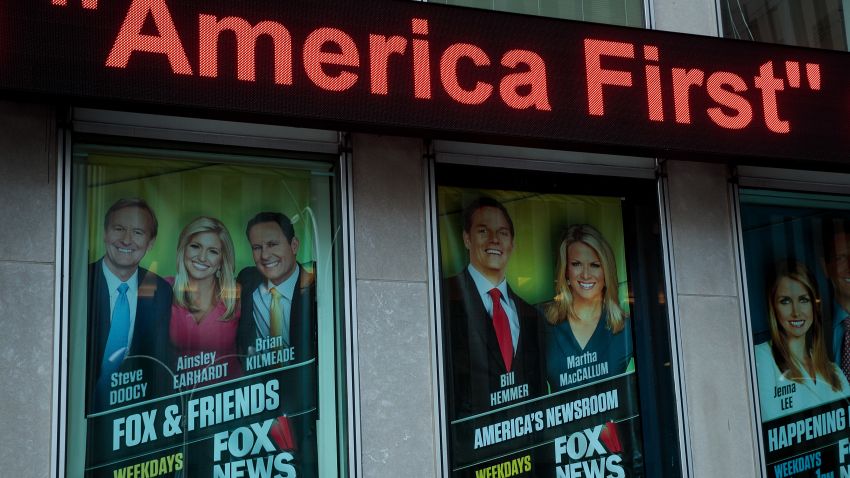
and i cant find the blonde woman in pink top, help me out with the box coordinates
[168,216,242,389]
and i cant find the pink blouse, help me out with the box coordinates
[167,278,243,387]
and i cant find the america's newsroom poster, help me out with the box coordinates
[438,186,644,477]
[739,191,850,478]
[67,150,325,477]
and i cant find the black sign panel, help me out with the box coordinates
[2,0,849,161]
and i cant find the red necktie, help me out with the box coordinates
[841,318,850,383]
[488,288,513,372]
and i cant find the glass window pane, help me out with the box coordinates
[493,0,540,15]
[65,144,347,477]
[436,163,680,477]
[721,0,849,50]
[539,0,584,21]
[739,188,850,475]
[446,0,493,9]
[433,0,646,27]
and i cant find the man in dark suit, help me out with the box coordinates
[443,196,544,419]
[822,216,850,381]
[87,198,172,413]
[236,212,317,366]
[236,211,317,475]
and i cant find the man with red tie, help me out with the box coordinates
[822,216,850,383]
[442,196,544,419]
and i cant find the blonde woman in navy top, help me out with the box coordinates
[544,224,632,392]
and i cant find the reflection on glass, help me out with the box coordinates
[437,0,646,27]
[720,0,849,50]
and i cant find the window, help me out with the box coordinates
[434,162,680,477]
[721,0,849,50]
[430,0,645,27]
[738,188,850,476]
[64,141,348,477]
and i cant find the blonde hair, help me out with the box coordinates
[174,216,237,320]
[767,261,842,391]
[546,224,625,333]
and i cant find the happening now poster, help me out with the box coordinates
[437,186,644,477]
[66,147,335,477]
[739,189,850,478]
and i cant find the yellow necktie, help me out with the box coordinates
[269,287,283,339]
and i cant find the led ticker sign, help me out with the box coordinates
[3,0,849,162]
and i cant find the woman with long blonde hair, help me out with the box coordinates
[544,224,633,392]
[755,261,849,421]
[168,216,243,386]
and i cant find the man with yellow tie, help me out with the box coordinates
[237,211,316,368]
[236,211,318,475]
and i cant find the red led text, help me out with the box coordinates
[86,0,829,135]
[584,38,823,133]
[104,0,551,111]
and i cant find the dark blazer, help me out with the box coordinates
[236,264,317,366]
[236,264,318,476]
[86,259,173,412]
[443,268,545,419]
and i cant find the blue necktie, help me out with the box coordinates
[98,283,130,399]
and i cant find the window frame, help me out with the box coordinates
[732,166,850,478]
[52,108,359,478]
[427,142,688,477]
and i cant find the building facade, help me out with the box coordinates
[1,0,849,477]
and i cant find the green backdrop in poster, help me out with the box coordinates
[437,185,642,477]
[84,152,320,277]
[67,145,342,478]
[438,186,629,308]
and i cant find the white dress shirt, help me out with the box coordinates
[467,264,520,351]
[101,261,139,356]
[252,266,300,346]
